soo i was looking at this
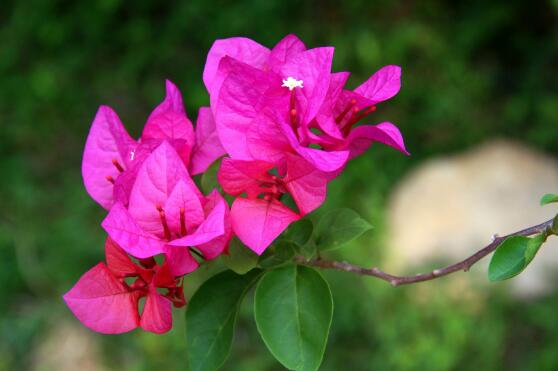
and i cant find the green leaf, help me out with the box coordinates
[258,240,296,269]
[201,160,221,194]
[254,264,333,371]
[186,269,262,371]
[315,208,373,251]
[222,237,259,274]
[488,234,546,281]
[540,193,558,206]
[283,218,313,247]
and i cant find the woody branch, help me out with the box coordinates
[295,217,556,286]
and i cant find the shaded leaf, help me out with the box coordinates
[186,269,262,371]
[283,218,313,247]
[315,208,372,251]
[223,237,259,274]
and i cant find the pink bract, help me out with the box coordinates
[82,80,196,210]
[102,141,230,276]
[63,238,185,334]
[218,154,326,254]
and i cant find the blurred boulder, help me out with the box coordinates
[31,319,106,371]
[386,139,558,298]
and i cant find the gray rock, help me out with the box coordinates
[386,139,558,298]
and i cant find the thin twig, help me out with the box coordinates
[295,218,555,286]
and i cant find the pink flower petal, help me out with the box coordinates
[142,81,195,164]
[164,180,205,235]
[63,263,139,334]
[102,203,165,259]
[245,111,292,165]
[168,195,226,248]
[189,107,226,175]
[214,57,276,159]
[147,80,186,119]
[354,65,401,104]
[196,190,233,259]
[142,115,194,165]
[128,141,201,235]
[112,139,162,207]
[104,237,138,277]
[82,106,136,210]
[163,245,199,276]
[283,154,327,215]
[280,47,334,125]
[269,34,306,68]
[218,157,275,198]
[140,287,172,334]
[231,198,300,255]
[294,145,349,173]
[203,37,270,95]
[346,122,409,159]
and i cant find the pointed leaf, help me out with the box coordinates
[540,193,558,206]
[315,208,373,251]
[283,218,314,247]
[186,269,262,371]
[254,265,333,371]
[222,237,259,275]
[488,234,547,281]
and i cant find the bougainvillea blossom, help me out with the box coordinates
[102,141,230,276]
[218,154,326,253]
[82,80,201,210]
[63,238,185,334]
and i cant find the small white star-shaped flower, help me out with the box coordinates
[281,76,304,91]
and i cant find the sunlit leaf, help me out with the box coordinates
[254,264,333,371]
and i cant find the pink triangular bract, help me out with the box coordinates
[82,106,136,210]
[230,198,300,255]
[102,203,165,259]
[189,107,226,175]
[63,263,139,334]
[140,286,172,334]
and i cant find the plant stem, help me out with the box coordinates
[295,217,556,286]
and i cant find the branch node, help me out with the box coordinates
[389,280,399,287]
[432,269,442,276]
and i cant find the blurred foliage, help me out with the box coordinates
[1,0,558,370]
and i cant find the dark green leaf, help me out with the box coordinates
[315,208,372,251]
[540,193,558,206]
[258,241,296,269]
[201,160,221,194]
[222,237,259,274]
[186,269,261,371]
[254,264,333,371]
[488,234,546,281]
[283,218,313,247]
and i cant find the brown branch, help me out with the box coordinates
[295,217,556,287]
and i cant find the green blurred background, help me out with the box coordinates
[2,0,558,370]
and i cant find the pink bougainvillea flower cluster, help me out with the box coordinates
[65,81,231,334]
[206,34,408,253]
[65,34,408,335]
